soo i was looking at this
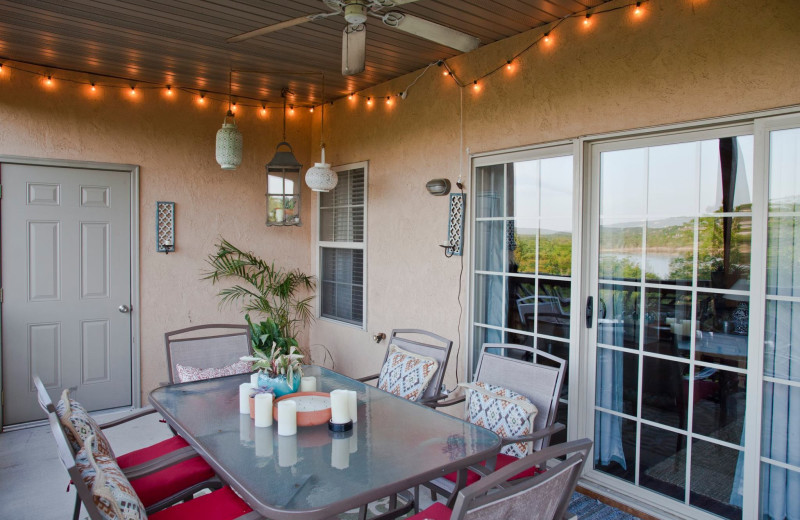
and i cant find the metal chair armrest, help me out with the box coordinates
[98,407,158,429]
[357,373,380,383]
[121,445,198,480]
[427,389,466,408]
[500,422,565,446]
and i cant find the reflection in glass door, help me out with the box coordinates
[472,148,574,443]
[760,123,800,520]
[591,133,754,519]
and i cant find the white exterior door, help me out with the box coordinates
[1,163,132,426]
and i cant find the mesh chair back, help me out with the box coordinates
[475,343,565,450]
[33,375,56,414]
[44,411,105,520]
[165,324,251,384]
[452,438,592,520]
[383,329,453,402]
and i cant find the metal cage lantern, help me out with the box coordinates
[216,111,242,170]
[265,141,302,226]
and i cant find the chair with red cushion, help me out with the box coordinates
[409,439,592,520]
[43,411,259,520]
[425,343,567,506]
[34,376,220,519]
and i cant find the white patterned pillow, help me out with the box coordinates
[56,389,115,459]
[76,434,148,520]
[377,344,439,401]
[176,359,252,383]
[459,381,538,458]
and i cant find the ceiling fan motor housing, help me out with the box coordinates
[344,2,368,24]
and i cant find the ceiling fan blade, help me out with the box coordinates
[382,12,480,52]
[227,15,321,43]
[373,0,424,6]
[342,24,366,76]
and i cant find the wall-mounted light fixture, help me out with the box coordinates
[156,201,175,254]
[442,193,465,257]
[426,178,451,196]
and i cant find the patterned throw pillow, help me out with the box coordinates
[459,381,538,458]
[56,389,115,458]
[175,359,252,383]
[377,344,439,401]
[76,434,148,520]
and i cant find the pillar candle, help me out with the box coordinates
[350,422,358,454]
[331,437,350,470]
[277,400,297,436]
[239,413,253,444]
[299,376,317,393]
[278,433,297,467]
[239,382,254,414]
[330,390,350,424]
[346,390,358,423]
[250,372,260,387]
[255,426,273,458]
[255,393,274,428]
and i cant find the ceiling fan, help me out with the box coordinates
[227,0,481,76]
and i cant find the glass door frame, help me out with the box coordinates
[579,122,763,520]
[468,141,584,440]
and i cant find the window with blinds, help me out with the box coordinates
[319,165,366,327]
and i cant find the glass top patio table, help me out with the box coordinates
[149,366,501,520]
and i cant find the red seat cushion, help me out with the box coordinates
[149,487,252,520]
[444,453,541,486]
[407,502,452,520]
[130,456,216,507]
[115,435,216,507]
[117,435,190,468]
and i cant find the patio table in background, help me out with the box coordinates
[149,366,501,520]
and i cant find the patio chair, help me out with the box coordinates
[42,411,259,520]
[358,328,453,405]
[425,343,566,504]
[165,323,252,384]
[34,376,221,519]
[407,438,593,520]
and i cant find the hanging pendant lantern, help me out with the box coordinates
[305,145,338,192]
[304,75,338,192]
[216,110,243,170]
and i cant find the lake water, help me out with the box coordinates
[600,252,677,278]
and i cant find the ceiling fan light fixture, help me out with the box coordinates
[343,2,368,24]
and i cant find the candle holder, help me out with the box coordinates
[328,428,353,440]
[328,419,353,433]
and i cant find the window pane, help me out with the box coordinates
[508,160,538,221]
[641,356,689,429]
[761,462,800,520]
[697,216,752,290]
[539,218,572,277]
[598,284,641,350]
[769,127,800,213]
[645,216,694,285]
[320,248,363,326]
[506,276,535,333]
[596,347,638,417]
[472,326,502,372]
[639,424,686,501]
[538,279,570,339]
[594,412,635,483]
[600,148,647,217]
[692,369,745,446]
[767,217,800,297]
[689,439,743,520]
[474,274,503,327]
[540,156,573,218]
[647,142,699,217]
[699,136,754,214]
[474,221,503,272]
[475,165,504,218]
[320,168,364,243]
[599,219,643,282]
[696,293,749,365]
[508,220,536,274]
[643,287,692,358]
[765,301,800,383]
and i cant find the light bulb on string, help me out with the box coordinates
[506,60,513,71]
[473,80,480,92]
[0,63,4,74]
[231,101,237,112]
[349,93,355,101]
[289,105,294,114]
[45,75,53,86]
[310,106,314,113]
[366,97,372,105]
[198,93,206,104]
[544,32,552,44]
[634,2,642,16]
[166,85,173,95]
[129,86,136,96]
[584,13,591,26]
[90,82,96,92]
[261,104,267,116]
[385,96,392,105]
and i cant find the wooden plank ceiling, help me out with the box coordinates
[0,0,609,106]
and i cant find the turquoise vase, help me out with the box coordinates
[257,372,301,397]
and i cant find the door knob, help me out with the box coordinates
[118,305,131,313]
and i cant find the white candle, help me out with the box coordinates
[254,393,274,428]
[277,400,297,436]
[250,373,260,387]
[239,414,252,444]
[255,426,273,458]
[350,423,358,454]
[330,390,350,424]
[331,437,350,470]
[275,208,285,222]
[239,383,254,414]
[278,434,297,467]
[346,390,358,423]
[299,376,317,393]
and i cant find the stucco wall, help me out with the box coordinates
[0,0,798,407]
[0,73,314,401]
[311,0,800,393]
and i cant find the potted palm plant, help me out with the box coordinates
[203,239,315,356]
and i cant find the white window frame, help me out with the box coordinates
[316,160,368,330]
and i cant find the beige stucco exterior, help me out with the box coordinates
[0,0,799,405]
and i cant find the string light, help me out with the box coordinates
[544,32,552,44]
[473,80,480,91]
[289,105,294,114]
[129,86,136,95]
[166,85,172,95]
[634,2,642,15]
[0,63,4,73]
[584,14,592,25]
[90,82,96,92]
[261,103,267,116]
[366,97,372,105]
[46,75,52,85]
[506,60,513,71]
[198,92,205,104]
[231,101,237,112]
[385,96,392,105]
[310,106,314,113]
[349,93,355,101]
